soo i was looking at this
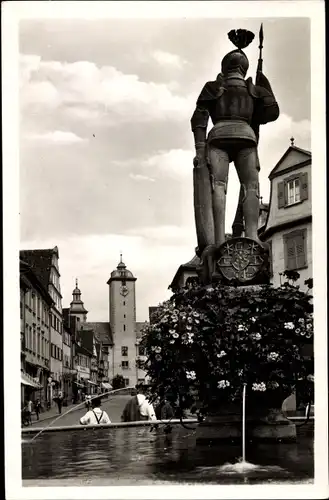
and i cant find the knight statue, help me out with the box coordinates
[191,27,279,284]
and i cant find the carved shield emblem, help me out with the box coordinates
[216,237,267,283]
[231,248,250,271]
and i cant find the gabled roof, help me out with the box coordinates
[269,145,311,180]
[75,343,93,358]
[20,259,54,305]
[78,328,94,356]
[168,255,200,290]
[84,322,113,345]
[20,247,62,297]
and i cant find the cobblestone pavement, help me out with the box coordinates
[24,395,131,428]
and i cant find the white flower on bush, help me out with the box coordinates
[154,346,162,353]
[186,370,196,380]
[217,350,226,358]
[250,332,262,341]
[187,333,194,344]
[193,311,200,318]
[238,324,247,332]
[169,329,176,334]
[284,322,294,329]
[267,352,279,362]
[251,316,256,323]
[169,339,175,344]
[217,379,230,389]
[238,369,243,377]
[252,382,266,391]
[186,325,192,331]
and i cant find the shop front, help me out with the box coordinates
[21,370,43,406]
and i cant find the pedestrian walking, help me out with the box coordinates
[34,399,41,421]
[80,397,111,426]
[121,385,156,422]
[56,390,64,414]
[26,399,33,424]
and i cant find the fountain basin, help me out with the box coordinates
[22,420,314,485]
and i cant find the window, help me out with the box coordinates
[122,361,129,369]
[123,325,126,332]
[32,328,36,353]
[283,229,307,270]
[20,301,23,319]
[124,378,130,386]
[278,173,308,208]
[37,297,41,318]
[268,240,273,277]
[287,178,300,205]
[123,301,126,306]
[138,346,146,356]
[121,346,128,357]
[124,314,126,318]
[37,333,41,355]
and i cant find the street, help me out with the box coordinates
[30,395,131,428]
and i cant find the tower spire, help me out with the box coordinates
[75,277,78,288]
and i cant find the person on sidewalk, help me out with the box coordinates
[26,399,33,424]
[121,385,157,422]
[80,397,111,426]
[56,391,64,414]
[34,399,41,421]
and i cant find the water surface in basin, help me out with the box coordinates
[22,425,314,485]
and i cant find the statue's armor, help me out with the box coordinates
[208,77,257,149]
[191,73,279,147]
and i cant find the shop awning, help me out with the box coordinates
[87,380,98,385]
[101,382,112,390]
[21,371,42,389]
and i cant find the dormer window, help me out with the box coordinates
[278,172,308,208]
[287,178,300,205]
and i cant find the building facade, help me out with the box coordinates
[85,322,113,391]
[20,259,52,405]
[21,247,64,404]
[260,142,312,290]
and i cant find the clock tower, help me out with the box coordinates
[107,255,137,386]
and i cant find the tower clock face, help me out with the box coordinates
[120,285,129,297]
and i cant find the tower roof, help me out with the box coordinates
[107,254,136,283]
[70,278,88,314]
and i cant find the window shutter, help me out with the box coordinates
[284,237,297,270]
[277,181,285,208]
[300,172,309,201]
[295,232,307,268]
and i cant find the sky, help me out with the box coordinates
[19,15,311,322]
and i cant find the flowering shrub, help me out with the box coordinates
[140,275,313,415]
